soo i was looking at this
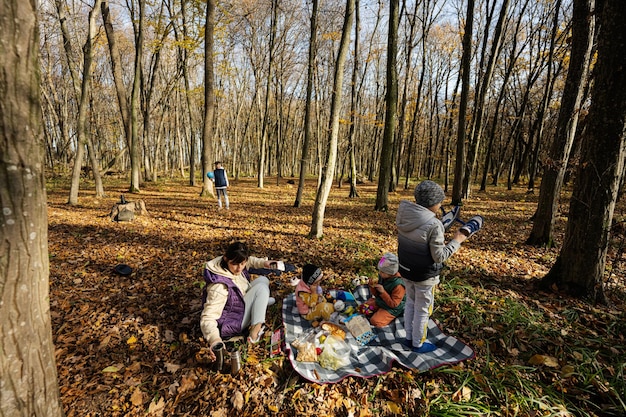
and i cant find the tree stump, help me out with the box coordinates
[109,200,148,222]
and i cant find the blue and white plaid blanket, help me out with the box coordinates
[281,285,475,384]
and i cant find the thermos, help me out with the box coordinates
[211,342,225,372]
[230,350,241,376]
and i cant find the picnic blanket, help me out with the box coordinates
[282,285,475,384]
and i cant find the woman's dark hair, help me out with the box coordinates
[220,241,249,269]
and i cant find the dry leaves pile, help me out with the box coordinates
[47,177,626,416]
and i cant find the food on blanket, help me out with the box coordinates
[295,342,318,362]
[319,334,327,344]
[358,303,375,317]
[311,321,320,328]
[304,301,335,321]
[333,300,345,312]
[321,322,346,340]
[318,335,351,370]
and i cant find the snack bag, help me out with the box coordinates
[318,335,350,370]
[344,314,376,346]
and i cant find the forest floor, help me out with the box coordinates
[46,176,626,417]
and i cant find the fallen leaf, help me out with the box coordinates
[386,400,402,414]
[102,365,119,373]
[147,397,164,416]
[528,354,559,368]
[165,362,181,373]
[561,365,575,378]
[452,386,471,402]
[232,390,244,411]
[130,387,144,406]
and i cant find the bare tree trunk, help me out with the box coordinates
[68,0,103,204]
[56,0,104,201]
[462,0,509,199]
[374,0,399,211]
[347,0,360,198]
[541,0,626,303]
[0,0,64,414]
[129,0,144,193]
[258,1,279,189]
[101,0,132,176]
[528,0,595,246]
[200,0,216,197]
[452,0,475,205]
[294,0,317,207]
[310,0,354,238]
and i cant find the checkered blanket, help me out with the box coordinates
[282,285,475,384]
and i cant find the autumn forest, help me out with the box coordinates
[2,0,626,416]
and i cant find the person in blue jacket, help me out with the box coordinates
[211,161,229,209]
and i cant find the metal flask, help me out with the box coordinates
[211,342,225,372]
[230,350,242,376]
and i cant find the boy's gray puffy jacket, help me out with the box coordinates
[396,200,461,282]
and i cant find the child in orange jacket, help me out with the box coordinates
[360,253,406,327]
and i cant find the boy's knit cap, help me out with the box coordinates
[378,253,399,275]
[414,180,445,208]
[302,264,322,285]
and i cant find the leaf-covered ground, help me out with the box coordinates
[47,177,626,417]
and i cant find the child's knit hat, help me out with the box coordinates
[378,253,399,275]
[414,180,445,208]
[302,264,322,285]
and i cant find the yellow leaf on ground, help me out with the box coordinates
[528,354,559,367]
[452,386,472,402]
[386,400,402,414]
[101,365,119,373]
[130,387,144,406]
[127,336,138,345]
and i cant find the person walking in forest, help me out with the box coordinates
[200,242,278,361]
[396,180,482,353]
[211,161,229,209]
[359,252,406,328]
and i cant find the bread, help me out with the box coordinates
[320,322,346,340]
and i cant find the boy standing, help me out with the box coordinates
[212,161,229,209]
[396,180,475,352]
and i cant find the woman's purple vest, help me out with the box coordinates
[202,267,250,339]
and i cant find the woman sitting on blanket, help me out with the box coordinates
[200,241,278,361]
[295,264,335,322]
[360,252,406,327]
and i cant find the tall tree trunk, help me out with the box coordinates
[68,0,103,204]
[200,0,216,197]
[528,0,595,246]
[101,0,132,172]
[347,0,360,198]
[294,0,317,207]
[526,0,563,193]
[374,0,399,211]
[56,0,104,201]
[452,0,475,205]
[310,0,354,238]
[462,0,510,198]
[258,0,279,189]
[541,0,626,303]
[129,0,144,193]
[0,0,64,414]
